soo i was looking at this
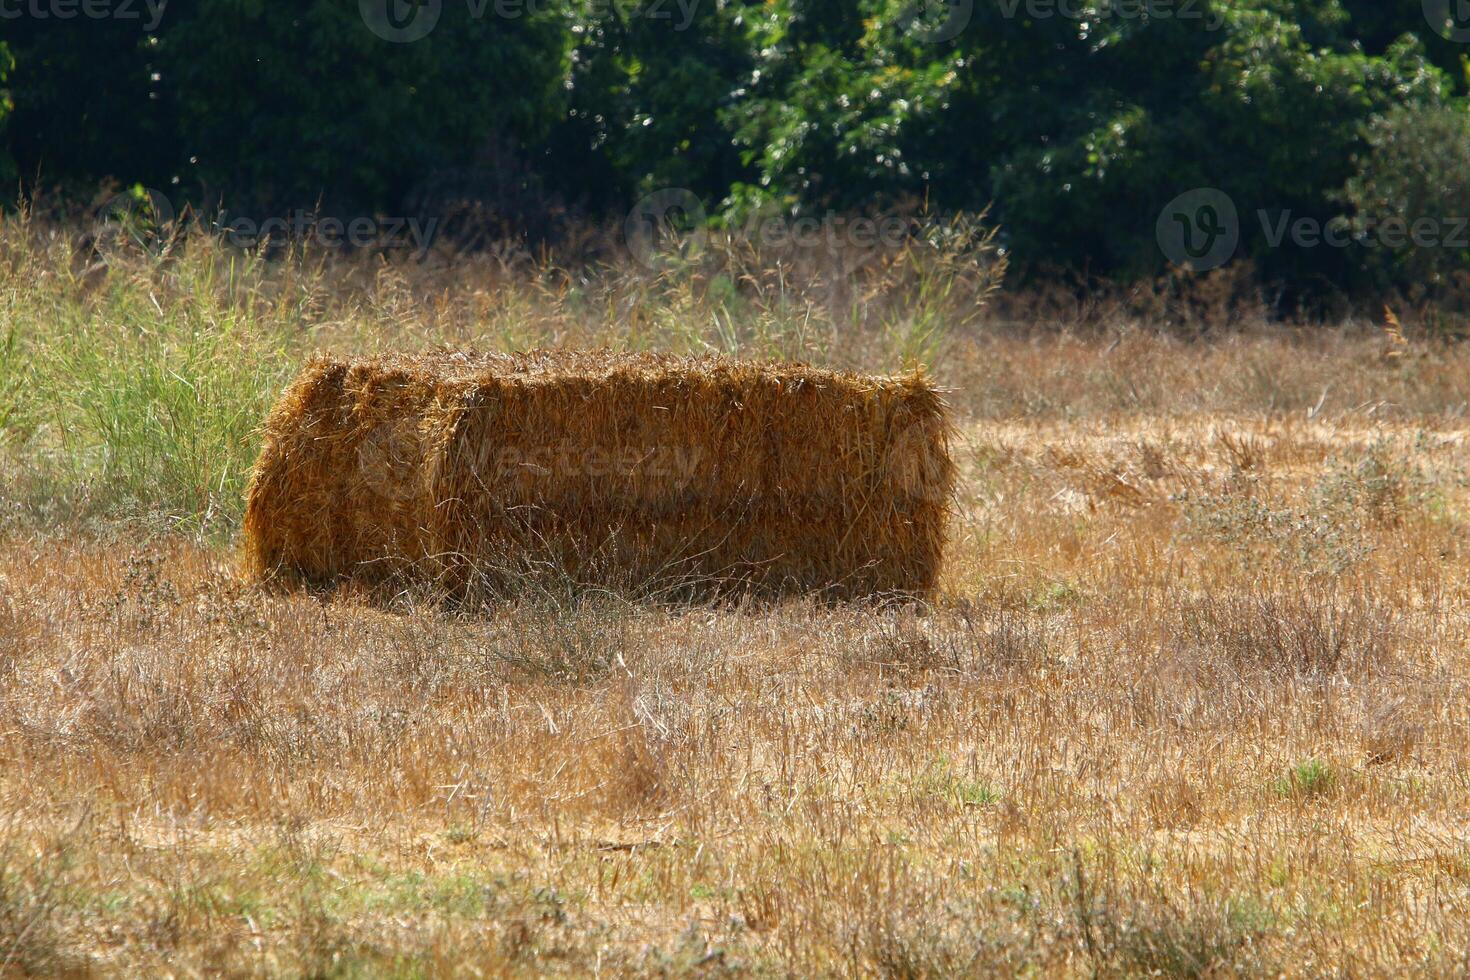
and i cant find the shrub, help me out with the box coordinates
[1338,104,1470,298]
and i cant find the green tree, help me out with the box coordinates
[0,42,12,189]
[161,1,569,216]
[3,16,172,200]
[3,1,569,219]
[545,0,755,210]
[1193,5,1447,290]
[720,0,963,216]
[1,0,1466,301]
[1338,103,1470,295]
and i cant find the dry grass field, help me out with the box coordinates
[3,221,1470,975]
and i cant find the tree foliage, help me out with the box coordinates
[1,0,1465,298]
[1339,104,1470,293]
[0,41,12,188]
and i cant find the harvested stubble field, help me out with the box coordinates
[3,227,1470,976]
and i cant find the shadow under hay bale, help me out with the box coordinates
[241,350,955,601]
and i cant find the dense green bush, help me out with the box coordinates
[1338,104,1470,296]
[548,0,754,208]
[722,0,1454,293]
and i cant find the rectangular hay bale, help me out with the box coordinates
[242,350,955,599]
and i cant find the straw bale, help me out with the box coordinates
[242,350,955,599]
